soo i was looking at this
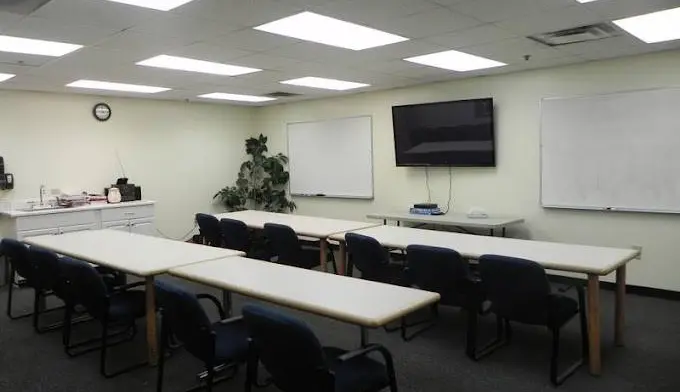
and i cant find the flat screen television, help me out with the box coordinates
[392,98,495,167]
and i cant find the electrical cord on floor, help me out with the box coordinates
[425,167,432,203]
[155,223,198,242]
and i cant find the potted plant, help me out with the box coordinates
[214,134,296,213]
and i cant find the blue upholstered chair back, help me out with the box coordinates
[263,223,301,264]
[155,280,215,362]
[406,245,470,304]
[345,233,389,281]
[1,238,34,282]
[196,213,222,247]
[243,304,331,391]
[219,218,250,252]
[479,255,551,325]
[64,260,110,320]
[27,247,63,292]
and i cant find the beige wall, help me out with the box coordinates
[255,50,680,291]
[0,90,253,239]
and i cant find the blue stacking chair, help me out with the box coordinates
[243,304,397,392]
[196,213,222,247]
[61,259,149,378]
[475,255,588,386]
[155,280,249,392]
[403,245,483,344]
[264,223,337,272]
[1,238,49,320]
[219,218,250,252]
[345,233,404,284]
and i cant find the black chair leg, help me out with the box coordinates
[157,318,167,392]
[101,321,148,378]
[549,326,583,386]
[398,304,439,341]
[471,316,511,360]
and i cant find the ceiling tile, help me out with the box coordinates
[173,0,302,27]
[369,7,484,39]
[94,31,193,60]
[424,24,518,49]
[167,43,256,63]
[463,37,566,64]
[206,29,299,52]
[451,0,572,23]
[227,53,303,71]
[312,0,442,25]
[495,5,603,36]
[125,13,242,42]
[585,0,680,20]
[0,52,55,67]
[0,11,27,32]
[3,16,120,46]
[31,0,157,30]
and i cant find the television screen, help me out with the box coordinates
[392,98,495,167]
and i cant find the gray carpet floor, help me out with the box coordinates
[1,276,679,392]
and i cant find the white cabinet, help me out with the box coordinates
[130,220,155,236]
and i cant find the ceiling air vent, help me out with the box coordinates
[0,0,52,14]
[529,23,619,46]
[265,91,302,98]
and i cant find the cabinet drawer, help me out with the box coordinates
[15,210,97,232]
[101,204,154,222]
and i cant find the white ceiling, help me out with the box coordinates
[0,0,678,105]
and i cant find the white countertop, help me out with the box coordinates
[329,225,639,276]
[367,211,524,229]
[0,200,155,218]
[214,210,380,238]
[24,229,243,276]
[170,257,440,327]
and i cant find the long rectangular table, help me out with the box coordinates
[214,210,380,274]
[328,225,640,376]
[367,211,524,236]
[24,230,245,365]
[170,256,440,343]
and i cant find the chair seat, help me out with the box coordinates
[108,290,146,321]
[213,320,249,362]
[297,247,321,269]
[324,347,389,392]
[548,294,579,328]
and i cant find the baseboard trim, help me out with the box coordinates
[548,274,680,301]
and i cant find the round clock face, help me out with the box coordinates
[93,103,111,121]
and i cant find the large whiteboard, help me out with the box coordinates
[541,87,680,213]
[287,116,373,199]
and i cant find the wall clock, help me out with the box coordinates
[93,103,112,122]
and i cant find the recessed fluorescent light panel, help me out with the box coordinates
[66,80,170,94]
[280,77,369,91]
[575,0,600,3]
[137,55,261,76]
[0,73,15,82]
[199,93,276,103]
[254,11,408,50]
[613,6,680,43]
[104,0,197,11]
[404,49,506,72]
[0,35,82,57]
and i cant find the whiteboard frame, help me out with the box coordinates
[539,86,680,214]
[286,115,374,200]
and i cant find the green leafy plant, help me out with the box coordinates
[214,134,296,213]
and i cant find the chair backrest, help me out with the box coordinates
[345,233,390,281]
[63,260,110,320]
[243,304,332,392]
[0,238,34,282]
[263,223,301,265]
[405,245,471,305]
[27,247,63,292]
[155,280,215,362]
[196,213,222,247]
[479,255,551,325]
[219,218,250,252]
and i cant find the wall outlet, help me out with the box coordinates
[632,245,643,260]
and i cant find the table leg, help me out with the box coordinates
[338,241,347,276]
[587,274,601,376]
[490,228,494,236]
[145,276,158,366]
[360,326,368,347]
[383,219,387,225]
[502,227,506,237]
[615,265,626,347]
[222,290,233,318]
[319,239,328,273]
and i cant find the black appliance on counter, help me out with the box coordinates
[105,178,141,202]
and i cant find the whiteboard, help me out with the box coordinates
[541,87,680,213]
[287,116,373,199]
